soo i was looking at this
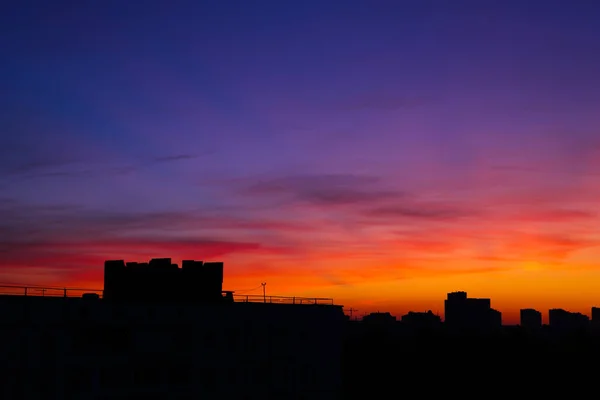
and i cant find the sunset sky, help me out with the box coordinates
[2,1,600,323]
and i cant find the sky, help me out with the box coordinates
[2,1,600,323]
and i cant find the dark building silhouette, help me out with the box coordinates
[0,258,345,399]
[400,310,442,333]
[520,308,542,330]
[489,308,502,327]
[548,308,589,332]
[104,258,226,302]
[345,292,600,399]
[592,307,600,329]
[400,310,442,330]
[362,312,396,324]
[444,291,502,331]
[9,258,600,399]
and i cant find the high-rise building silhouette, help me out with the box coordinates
[104,258,225,302]
[591,307,600,329]
[444,291,502,330]
[549,308,589,332]
[520,308,542,330]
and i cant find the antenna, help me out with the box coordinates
[347,308,358,320]
[261,282,267,303]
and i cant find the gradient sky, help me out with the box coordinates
[2,1,600,323]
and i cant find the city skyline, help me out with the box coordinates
[3,257,600,326]
[2,1,600,325]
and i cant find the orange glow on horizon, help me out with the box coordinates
[3,245,600,325]
[3,169,600,326]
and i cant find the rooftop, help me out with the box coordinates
[0,284,335,306]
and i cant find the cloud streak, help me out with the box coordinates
[336,94,435,112]
[152,154,199,163]
[364,204,475,220]
[0,152,205,182]
[241,173,403,207]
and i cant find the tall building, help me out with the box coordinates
[0,258,345,400]
[401,310,442,330]
[548,308,589,332]
[592,307,600,328]
[520,308,542,329]
[444,291,502,331]
[104,258,225,302]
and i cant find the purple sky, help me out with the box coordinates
[2,1,600,318]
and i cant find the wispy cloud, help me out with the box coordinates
[364,204,475,220]
[0,201,312,244]
[6,159,81,174]
[501,233,599,260]
[152,154,199,163]
[0,152,204,181]
[336,93,435,112]
[0,199,312,283]
[490,164,600,178]
[240,173,404,207]
[508,209,596,223]
[3,237,285,263]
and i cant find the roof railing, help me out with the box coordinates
[0,285,335,305]
[232,294,334,305]
[0,284,103,298]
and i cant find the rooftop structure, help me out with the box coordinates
[444,291,502,330]
[0,257,335,306]
[0,258,344,399]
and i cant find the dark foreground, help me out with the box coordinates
[343,325,600,399]
[1,298,598,399]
